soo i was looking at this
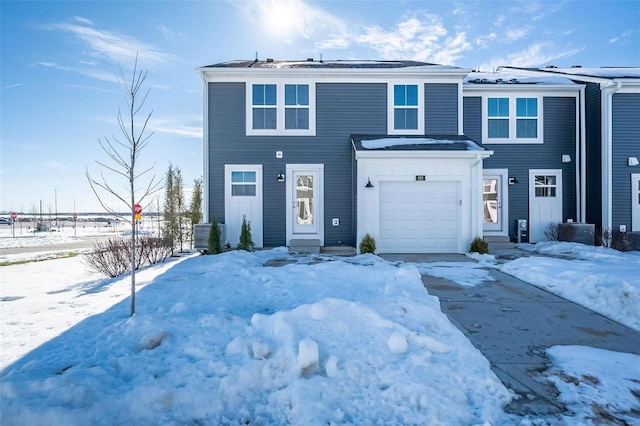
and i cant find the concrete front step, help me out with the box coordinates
[483,235,511,243]
[289,238,321,254]
[484,235,516,253]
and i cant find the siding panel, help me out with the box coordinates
[612,92,640,229]
[425,83,458,134]
[585,82,603,227]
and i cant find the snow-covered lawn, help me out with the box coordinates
[1,240,638,425]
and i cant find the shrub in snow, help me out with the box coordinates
[83,236,172,277]
[359,233,376,254]
[237,216,254,251]
[598,227,612,248]
[469,237,489,254]
[207,217,222,254]
[544,223,559,241]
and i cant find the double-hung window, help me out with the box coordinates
[388,83,424,135]
[484,95,542,143]
[247,82,315,135]
[252,84,277,129]
[285,84,309,130]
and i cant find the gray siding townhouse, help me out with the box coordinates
[500,67,640,245]
[198,59,493,253]
[463,72,583,243]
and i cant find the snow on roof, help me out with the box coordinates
[543,67,640,79]
[354,135,484,151]
[203,59,467,71]
[464,72,576,86]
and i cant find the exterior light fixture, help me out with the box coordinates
[508,177,518,185]
[562,155,571,163]
[277,172,285,182]
[629,157,639,166]
[365,178,374,188]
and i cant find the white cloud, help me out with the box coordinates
[479,41,584,71]
[608,30,633,44]
[64,84,113,93]
[73,16,93,25]
[3,83,23,89]
[152,116,203,139]
[505,26,533,42]
[44,160,67,170]
[48,21,177,66]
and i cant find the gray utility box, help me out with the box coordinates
[558,223,595,245]
[193,223,226,252]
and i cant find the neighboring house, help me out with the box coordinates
[499,66,640,243]
[463,72,583,243]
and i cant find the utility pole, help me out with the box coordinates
[54,189,58,228]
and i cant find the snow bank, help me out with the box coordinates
[1,250,511,425]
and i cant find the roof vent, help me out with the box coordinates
[571,65,582,68]
[266,58,274,63]
[307,58,314,62]
[545,65,557,68]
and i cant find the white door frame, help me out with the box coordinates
[529,169,563,243]
[632,173,640,232]
[483,169,509,236]
[286,164,324,245]
[224,165,263,247]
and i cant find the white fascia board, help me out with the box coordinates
[463,85,582,96]
[354,150,493,160]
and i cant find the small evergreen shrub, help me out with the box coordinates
[237,217,255,251]
[359,233,376,254]
[469,237,489,254]
[207,218,222,254]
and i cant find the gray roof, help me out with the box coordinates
[498,66,640,80]
[351,135,485,152]
[203,59,464,70]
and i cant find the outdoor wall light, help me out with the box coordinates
[365,178,374,188]
[629,157,639,166]
[508,177,518,185]
[562,154,571,163]
[277,172,285,182]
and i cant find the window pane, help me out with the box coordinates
[394,85,405,106]
[265,85,276,105]
[394,108,406,129]
[252,84,264,106]
[231,171,243,183]
[406,85,418,106]
[264,108,276,128]
[298,85,309,105]
[517,98,537,117]
[297,108,309,129]
[488,119,509,138]
[285,85,296,105]
[252,109,265,129]
[285,108,296,129]
[404,108,418,129]
[488,98,508,117]
[517,119,538,138]
[232,184,256,196]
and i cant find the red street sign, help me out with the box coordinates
[73,213,78,220]
[10,212,17,220]
[134,204,142,215]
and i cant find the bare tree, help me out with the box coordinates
[86,54,162,316]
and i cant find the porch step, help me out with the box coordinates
[289,239,321,254]
[484,236,516,253]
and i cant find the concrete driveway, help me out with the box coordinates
[381,253,640,418]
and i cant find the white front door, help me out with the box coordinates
[483,169,508,234]
[225,165,263,248]
[286,164,324,244]
[529,169,563,243]
[632,174,640,232]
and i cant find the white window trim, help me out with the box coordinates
[387,82,425,135]
[482,94,543,144]
[246,81,316,136]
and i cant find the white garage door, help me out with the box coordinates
[379,181,460,253]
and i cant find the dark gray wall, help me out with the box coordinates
[208,82,388,247]
[585,82,603,227]
[464,95,577,239]
[612,92,640,229]
[425,83,458,134]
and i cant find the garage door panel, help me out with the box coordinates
[379,181,460,253]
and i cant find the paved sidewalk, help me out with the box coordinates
[419,265,640,417]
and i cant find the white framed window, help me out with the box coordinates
[483,95,542,143]
[230,171,257,196]
[388,82,424,135]
[246,82,315,136]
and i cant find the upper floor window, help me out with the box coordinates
[388,82,424,135]
[246,82,315,136]
[252,84,277,130]
[484,95,542,143]
[285,84,309,130]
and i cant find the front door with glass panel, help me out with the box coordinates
[483,170,508,234]
[286,164,324,244]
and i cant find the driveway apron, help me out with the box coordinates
[383,254,640,417]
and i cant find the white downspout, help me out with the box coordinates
[601,81,622,231]
[200,72,210,222]
[578,86,586,222]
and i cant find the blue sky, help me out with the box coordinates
[1,0,639,213]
